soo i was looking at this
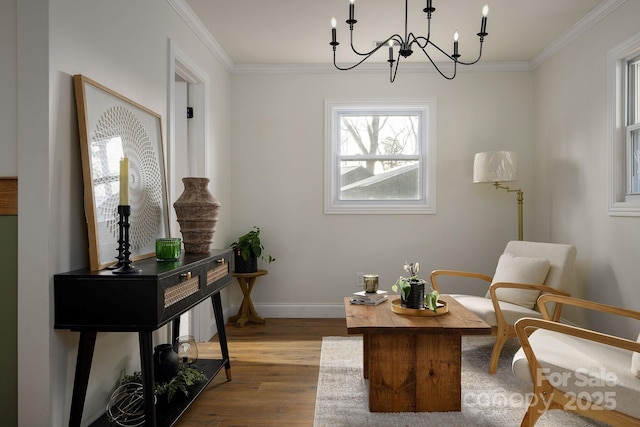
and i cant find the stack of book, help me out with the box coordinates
[350,290,388,306]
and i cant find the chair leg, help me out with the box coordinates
[520,382,555,427]
[520,394,546,427]
[488,332,509,374]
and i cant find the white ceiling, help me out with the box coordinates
[184,0,610,68]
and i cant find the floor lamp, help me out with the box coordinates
[473,151,524,240]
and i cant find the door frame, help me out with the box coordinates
[167,39,216,342]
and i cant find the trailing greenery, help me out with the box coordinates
[391,261,440,312]
[119,365,207,403]
[230,226,275,263]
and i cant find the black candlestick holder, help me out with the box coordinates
[112,204,140,275]
[106,213,125,270]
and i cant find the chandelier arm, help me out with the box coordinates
[421,49,457,80]
[348,33,403,57]
[411,35,429,51]
[414,36,456,62]
[333,50,376,71]
[413,34,484,67]
[389,56,402,83]
[349,30,378,57]
[455,42,485,66]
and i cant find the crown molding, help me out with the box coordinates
[167,0,234,72]
[233,61,531,75]
[530,0,626,69]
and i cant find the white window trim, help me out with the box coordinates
[324,99,437,214]
[608,33,640,216]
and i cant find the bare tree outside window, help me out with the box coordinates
[339,114,421,200]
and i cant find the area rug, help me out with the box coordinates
[314,336,608,427]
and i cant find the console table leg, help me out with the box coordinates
[69,330,97,427]
[211,293,232,380]
[138,332,157,427]
[172,317,180,343]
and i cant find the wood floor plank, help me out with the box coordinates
[175,318,348,427]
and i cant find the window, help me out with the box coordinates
[324,100,436,214]
[608,34,640,215]
[628,54,640,195]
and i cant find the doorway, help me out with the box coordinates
[169,40,216,342]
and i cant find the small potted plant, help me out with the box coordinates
[230,226,275,273]
[392,261,439,312]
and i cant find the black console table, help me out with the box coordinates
[54,249,233,427]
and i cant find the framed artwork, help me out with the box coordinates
[74,74,170,271]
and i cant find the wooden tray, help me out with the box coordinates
[391,299,449,317]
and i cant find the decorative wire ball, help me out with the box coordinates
[174,335,198,365]
[106,382,154,427]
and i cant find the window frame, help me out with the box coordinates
[324,99,437,214]
[608,33,640,216]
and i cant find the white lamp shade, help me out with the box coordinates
[473,151,518,183]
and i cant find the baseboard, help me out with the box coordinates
[228,303,345,319]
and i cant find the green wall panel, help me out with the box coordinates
[0,216,17,427]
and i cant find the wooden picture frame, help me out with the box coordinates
[74,74,170,271]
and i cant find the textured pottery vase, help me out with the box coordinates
[401,279,425,309]
[173,177,221,253]
[153,343,179,383]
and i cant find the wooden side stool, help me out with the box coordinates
[229,269,267,327]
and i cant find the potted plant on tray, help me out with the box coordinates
[230,226,275,273]
[392,261,440,312]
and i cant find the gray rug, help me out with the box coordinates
[314,336,608,427]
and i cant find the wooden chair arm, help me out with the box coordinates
[516,317,640,355]
[537,293,640,323]
[429,269,492,293]
[489,283,570,322]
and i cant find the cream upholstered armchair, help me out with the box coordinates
[430,240,577,374]
[513,294,640,426]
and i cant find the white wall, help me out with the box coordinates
[15,1,233,426]
[0,0,17,173]
[532,0,640,336]
[230,70,535,314]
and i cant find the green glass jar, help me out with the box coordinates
[155,238,182,261]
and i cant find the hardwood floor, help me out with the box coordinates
[175,318,348,427]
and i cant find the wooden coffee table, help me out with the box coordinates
[344,295,491,412]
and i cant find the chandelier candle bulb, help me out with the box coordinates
[348,0,355,23]
[453,31,459,57]
[331,17,337,44]
[480,5,489,35]
[119,156,129,205]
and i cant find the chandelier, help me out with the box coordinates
[329,0,489,82]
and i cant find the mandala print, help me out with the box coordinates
[92,106,163,250]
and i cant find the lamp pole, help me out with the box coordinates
[494,182,524,241]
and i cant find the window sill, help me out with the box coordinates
[608,200,640,216]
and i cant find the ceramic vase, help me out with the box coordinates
[173,177,221,253]
[401,279,425,309]
[153,343,179,383]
